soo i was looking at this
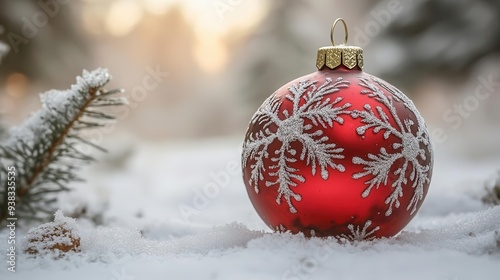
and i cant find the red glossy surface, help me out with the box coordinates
[242,67,433,239]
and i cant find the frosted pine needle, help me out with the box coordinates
[0,68,126,224]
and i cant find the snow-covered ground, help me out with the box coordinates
[1,137,500,280]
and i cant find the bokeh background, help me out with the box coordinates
[1,0,500,155]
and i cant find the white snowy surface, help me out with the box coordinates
[1,137,500,280]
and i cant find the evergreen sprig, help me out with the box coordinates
[0,69,126,225]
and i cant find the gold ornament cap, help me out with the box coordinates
[316,18,364,70]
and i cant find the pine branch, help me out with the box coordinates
[0,69,126,225]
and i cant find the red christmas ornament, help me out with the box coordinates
[241,19,433,240]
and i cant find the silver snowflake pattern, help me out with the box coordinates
[274,224,290,233]
[242,78,351,213]
[340,220,380,241]
[351,77,433,216]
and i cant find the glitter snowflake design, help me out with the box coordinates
[351,77,433,216]
[273,224,318,236]
[242,78,351,213]
[274,224,289,234]
[340,220,380,241]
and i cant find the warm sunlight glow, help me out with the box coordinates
[82,0,267,73]
[5,73,29,98]
[86,0,267,40]
[144,0,175,15]
[179,0,267,36]
[105,0,144,36]
[179,0,266,73]
[193,35,228,74]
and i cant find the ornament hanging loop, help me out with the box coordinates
[317,18,363,70]
[330,18,348,46]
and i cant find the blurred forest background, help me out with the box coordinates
[1,0,500,159]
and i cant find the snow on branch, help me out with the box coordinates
[0,68,126,224]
